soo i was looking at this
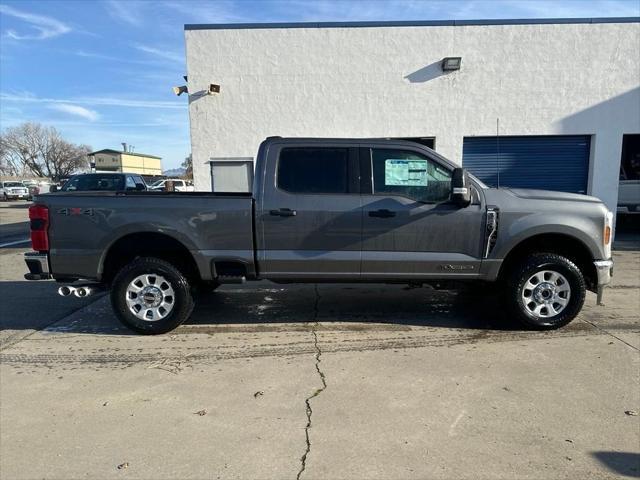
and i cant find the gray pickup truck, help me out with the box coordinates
[25,137,614,334]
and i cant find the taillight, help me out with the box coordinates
[29,204,49,252]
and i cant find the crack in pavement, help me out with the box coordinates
[580,318,639,351]
[297,285,327,480]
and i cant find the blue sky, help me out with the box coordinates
[1,0,639,169]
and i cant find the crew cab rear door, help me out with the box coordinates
[257,142,361,279]
[359,144,485,278]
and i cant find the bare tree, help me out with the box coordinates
[0,123,91,180]
[0,139,24,176]
[181,153,193,179]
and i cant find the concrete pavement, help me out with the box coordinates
[1,257,638,479]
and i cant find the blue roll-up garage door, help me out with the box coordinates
[462,135,590,194]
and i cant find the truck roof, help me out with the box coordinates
[261,137,456,168]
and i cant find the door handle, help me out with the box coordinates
[368,209,396,218]
[270,208,297,217]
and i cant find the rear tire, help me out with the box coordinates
[110,257,195,334]
[505,253,586,330]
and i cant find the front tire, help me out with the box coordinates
[110,257,195,334]
[505,253,586,330]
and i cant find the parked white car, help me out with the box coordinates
[618,180,640,212]
[618,135,639,213]
[148,178,195,192]
[1,181,30,200]
[24,181,55,200]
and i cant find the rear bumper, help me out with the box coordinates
[24,252,51,280]
[594,259,614,305]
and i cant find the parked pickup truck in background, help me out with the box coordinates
[1,181,29,201]
[58,173,147,192]
[24,137,614,334]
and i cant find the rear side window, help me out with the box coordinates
[277,148,348,194]
[62,175,125,191]
[133,176,146,189]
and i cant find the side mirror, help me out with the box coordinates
[451,168,471,207]
[49,185,58,193]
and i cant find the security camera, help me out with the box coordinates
[208,84,220,94]
[172,85,188,96]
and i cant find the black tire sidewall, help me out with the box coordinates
[508,254,586,330]
[110,257,194,334]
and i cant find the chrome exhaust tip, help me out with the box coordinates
[58,286,75,297]
[74,287,91,298]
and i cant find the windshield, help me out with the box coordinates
[149,180,164,188]
[61,175,125,192]
[4,182,24,188]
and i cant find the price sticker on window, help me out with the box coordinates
[384,159,428,186]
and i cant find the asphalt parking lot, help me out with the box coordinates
[1,202,638,479]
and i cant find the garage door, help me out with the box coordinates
[462,135,590,194]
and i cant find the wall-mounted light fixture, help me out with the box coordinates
[173,83,220,97]
[441,57,462,71]
[172,85,188,96]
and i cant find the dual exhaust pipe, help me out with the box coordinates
[58,285,93,298]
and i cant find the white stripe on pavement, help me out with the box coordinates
[0,238,30,248]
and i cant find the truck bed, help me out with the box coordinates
[36,192,255,281]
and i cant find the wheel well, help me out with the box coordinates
[499,233,598,291]
[101,232,200,284]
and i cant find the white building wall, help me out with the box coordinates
[185,20,640,212]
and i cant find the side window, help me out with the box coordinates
[61,177,79,191]
[134,176,146,189]
[371,149,452,203]
[278,148,349,194]
[125,176,136,191]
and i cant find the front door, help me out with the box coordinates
[360,145,485,279]
[258,143,361,279]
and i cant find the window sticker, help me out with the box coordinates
[384,159,428,186]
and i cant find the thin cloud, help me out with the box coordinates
[1,92,184,110]
[135,44,183,63]
[74,49,165,66]
[162,0,247,23]
[0,4,71,40]
[48,103,100,122]
[105,0,144,26]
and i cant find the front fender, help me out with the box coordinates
[491,212,604,261]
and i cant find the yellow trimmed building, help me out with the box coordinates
[89,149,162,176]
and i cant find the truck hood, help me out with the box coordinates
[506,188,602,204]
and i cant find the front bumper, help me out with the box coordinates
[24,252,51,280]
[594,259,614,305]
[6,190,28,198]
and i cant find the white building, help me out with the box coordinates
[185,18,640,213]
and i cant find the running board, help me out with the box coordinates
[217,275,246,284]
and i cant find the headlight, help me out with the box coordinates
[603,210,613,258]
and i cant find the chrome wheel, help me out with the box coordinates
[125,274,175,321]
[521,270,571,318]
